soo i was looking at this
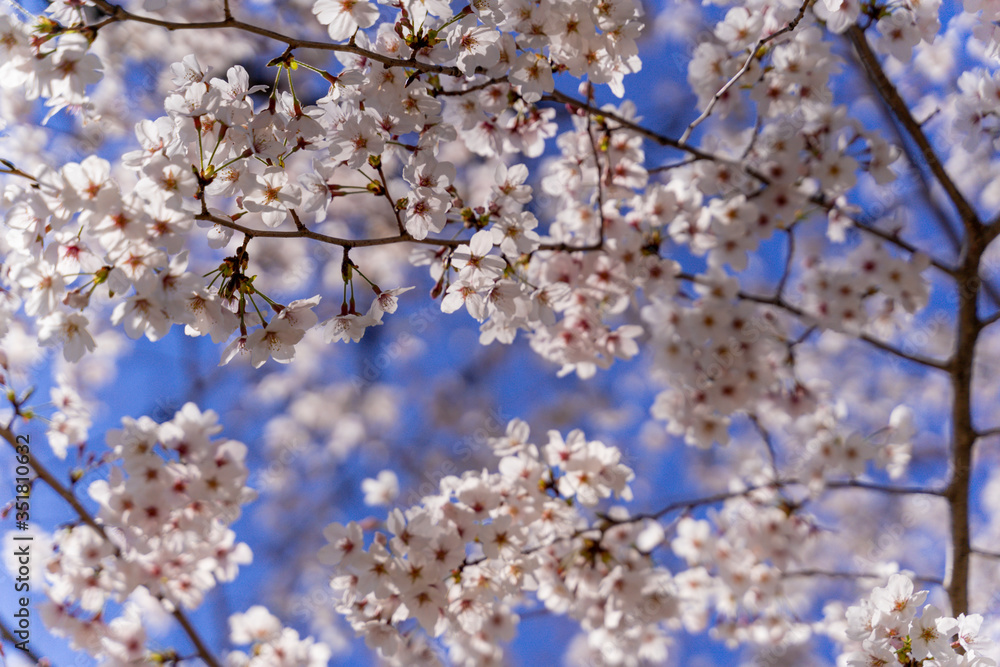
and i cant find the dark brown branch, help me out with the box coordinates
[625,477,944,527]
[584,98,608,248]
[196,210,461,248]
[646,483,784,521]
[940,220,987,616]
[543,90,730,165]
[375,162,406,235]
[196,209,604,254]
[432,78,508,96]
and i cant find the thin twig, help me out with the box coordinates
[748,413,781,480]
[971,547,1000,560]
[978,309,1000,330]
[824,480,946,496]
[372,160,406,235]
[584,94,608,249]
[852,220,957,277]
[1,618,44,662]
[775,226,796,299]
[783,569,944,587]
[846,25,979,231]
[432,78,508,97]
[680,0,813,144]
[730,288,952,371]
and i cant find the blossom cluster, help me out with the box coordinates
[227,605,332,667]
[0,0,932,389]
[836,573,995,667]
[318,417,879,665]
[320,420,668,666]
[800,240,930,336]
[36,403,257,662]
[641,272,788,449]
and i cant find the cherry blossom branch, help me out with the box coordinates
[971,547,1000,560]
[0,421,111,541]
[643,483,785,521]
[88,0,466,78]
[195,209,462,249]
[431,78,508,96]
[843,49,1000,316]
[851,220,957,277]
[369,157,406,234]
[823,480,946,496]
[0,420,223,667]
[170,610,220,667]
[615,477,944,533]
[718,285,952,371]
[543,94,958,276]
[977,426,1000,440]
[846,25,979,231]
[783,569,944,587]
[678,0,813,144]
[462,482,798,569]
[196,208,604,254]
[584,98,609,247]
[0,157,38,182]
[543,90,728,165]
[82,10,953,290]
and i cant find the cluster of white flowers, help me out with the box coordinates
[320,419,674,666]
[0,0,926,386]
[955,68,1000,150]
[37,403,256,662]
[668,491,818,647]
[641,272,788,449]
[793,403,916,493]
[800,240,930,335]
[227,605,332,667]
[45,378,92,459]
[837,573,995,667]
[0,10,102,122]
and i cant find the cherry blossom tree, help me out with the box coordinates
[2,0,1000,664]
